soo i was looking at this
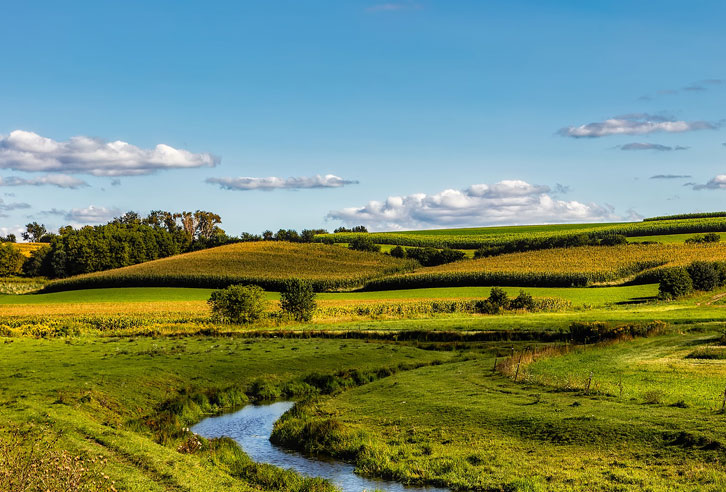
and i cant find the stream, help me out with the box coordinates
[191,401,450,492]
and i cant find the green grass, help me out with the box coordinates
[0,335,452,491]
[0,284,659,307]
[273,338,726,490]
[628,232,726,243]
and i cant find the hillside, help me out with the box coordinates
[43,241,415,292]
[364,242,726,289]
[3,242,44,257]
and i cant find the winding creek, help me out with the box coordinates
[191,401,450,492]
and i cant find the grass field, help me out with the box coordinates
[628,232,726,243]
[276,336,726,490]
[43,241,415,292]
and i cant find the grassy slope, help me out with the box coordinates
[0,336,451,491]
[5,242,44,257]
[295,341,726,490]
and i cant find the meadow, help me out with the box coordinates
[4,216,726,491]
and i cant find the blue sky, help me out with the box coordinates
[1,0,725,235]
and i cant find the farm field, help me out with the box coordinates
[628,232,726,243]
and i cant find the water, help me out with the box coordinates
[191,401,449,492]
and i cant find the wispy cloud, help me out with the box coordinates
[650,174,692,179]
[0,198,31,218]
[639,79,724,100]
[617,142,689,152]
[328,180,619,231]
[0,173,88,189]
[0,130,218,177]
[206,174,358,191]
[559,113,717,138]
[687,175,726,190]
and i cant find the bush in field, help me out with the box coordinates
[488,287,509,308]
[687,261,719,291]
[349,236,380,253]
[208,284,267,323]
[280,278,317,322]
[0,243,24,276]
[685,233,720,244]
[390,245,406,258]
[510,290,536,311]
[658,267,693,299]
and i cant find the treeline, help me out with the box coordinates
[644,212,726,222]
[13,210,230,278]
[473,233,627,258]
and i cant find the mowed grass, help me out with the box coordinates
[629,232,726,243]
[278,341,726,490]
[0,336,452,491]
[45,241,415,292]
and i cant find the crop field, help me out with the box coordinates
[366,242,726,289]
[3,241,44,257]
[318,216,726,249]
[43,241,416,293]
[628,232,726,243]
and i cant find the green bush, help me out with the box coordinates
[488,287,509,308]
[348,236,380,253]
[687,261,719,291]
[658,267,693,299]
[208,284,267,323]
[389,245,406,258]
[0,243,24,276]
[510,290,536,310]
[280,278,317,322]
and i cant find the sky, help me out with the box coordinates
[1,0,725,237]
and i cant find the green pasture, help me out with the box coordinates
[628,232,726,243]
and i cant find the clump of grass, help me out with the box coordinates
[685,347,726,359]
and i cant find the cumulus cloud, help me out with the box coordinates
[617,142,689,152]
[40,205,122,224]
[688,175,726,190]
[206,174,358,191]
[650,174,692,179]
[0,130,218,176]
[327,180,619,231]
[559,113,717,138]
[0,173,88,189]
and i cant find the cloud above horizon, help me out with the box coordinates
[559,113,717,138]
[206,174,358,191]
[367,2,421,12]
[0,130,219,176]
[41,205,122,224]
[0,198,31,218]
[327,180,620,231]
[650,174,692,179]
[639,79,724,100]
[687,175,726,190]
[617,142,689,152]
[0,173,88,189]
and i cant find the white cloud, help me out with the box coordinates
[0,173,88,189]
[0,130,218,176]
[40,205,122,224]
[689,175,726,190]
[327,180,618,231]
[617,142,689,152]
[367,2,421,12]
[559,113,716,138]
[206,174,358,191]
[0,198,31,218]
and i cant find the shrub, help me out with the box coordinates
[488,287,509,308]
[208,284,267,323]
[0,243,24,276]
[687,261,719,291]
[389,245,406,258]
[21,245,52,277]
[280,278,317,322]
[348,236,380,253]
[658,267,693,299]
[510,290,536,311]
[686,233,721,244]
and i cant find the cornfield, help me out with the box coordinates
[44,241,416,292]
[318,217,726,249]
[364,243,726,289]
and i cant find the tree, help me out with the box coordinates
[488,287,509,308]
[349,236,380,253]
[0,243,24,276]
[390,245,406,258]
[194,210,222,240]
[687,261,719,291]
[208,284,267,324]
[21,245,52,277]
[510,290,536,311]
[0,234,16,243]
[280,278,317,322]
[659,267,693,299]
[22,222,48,242]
